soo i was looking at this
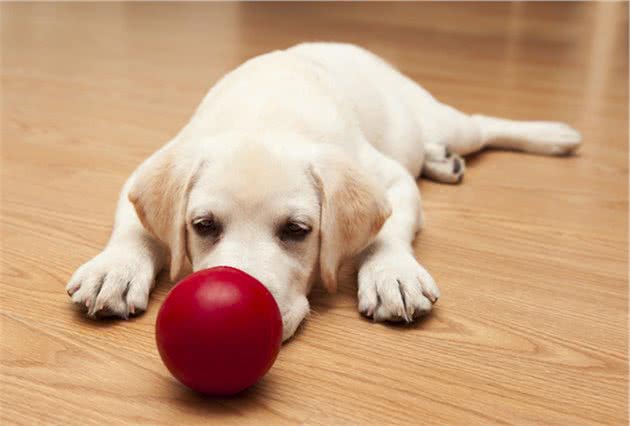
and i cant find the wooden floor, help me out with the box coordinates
[1,2,628,425]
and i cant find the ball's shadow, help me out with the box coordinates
[166,369,276,415]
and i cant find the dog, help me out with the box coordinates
[66,43,581,341]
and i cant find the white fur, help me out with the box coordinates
[66,43,581,340]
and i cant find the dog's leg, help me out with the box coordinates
[65,168,167,318]
[470,115,582,156]
[424,102,581,157]
[357,148,440,322]
[419,104,581,183]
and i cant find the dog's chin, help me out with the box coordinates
[280,295,310,342]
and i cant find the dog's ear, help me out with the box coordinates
[310,148,391,293]
[128,143,200,281]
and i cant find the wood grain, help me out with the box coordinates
[1,2,627,425]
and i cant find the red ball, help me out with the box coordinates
[155,266,283,395]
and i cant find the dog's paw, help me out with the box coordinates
[357,249,440,322]
[66,247,156,318]
[518,121,582,155]
[422,144,465,184]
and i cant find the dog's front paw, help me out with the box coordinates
[357,249,440,322]
[65,247,157,318]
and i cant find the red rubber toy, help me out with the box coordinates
[155,266,283,395]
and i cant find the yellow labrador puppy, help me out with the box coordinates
[66,43,581,341]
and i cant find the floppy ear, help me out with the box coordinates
[310,149,391,293]
[128,144,200,281]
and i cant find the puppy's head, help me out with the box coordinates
[129,134,390,340]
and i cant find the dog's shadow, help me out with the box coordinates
[370,307,441,332]
[307,262,357,318]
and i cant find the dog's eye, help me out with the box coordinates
[279,221,312,242]
[192,217,221,237]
